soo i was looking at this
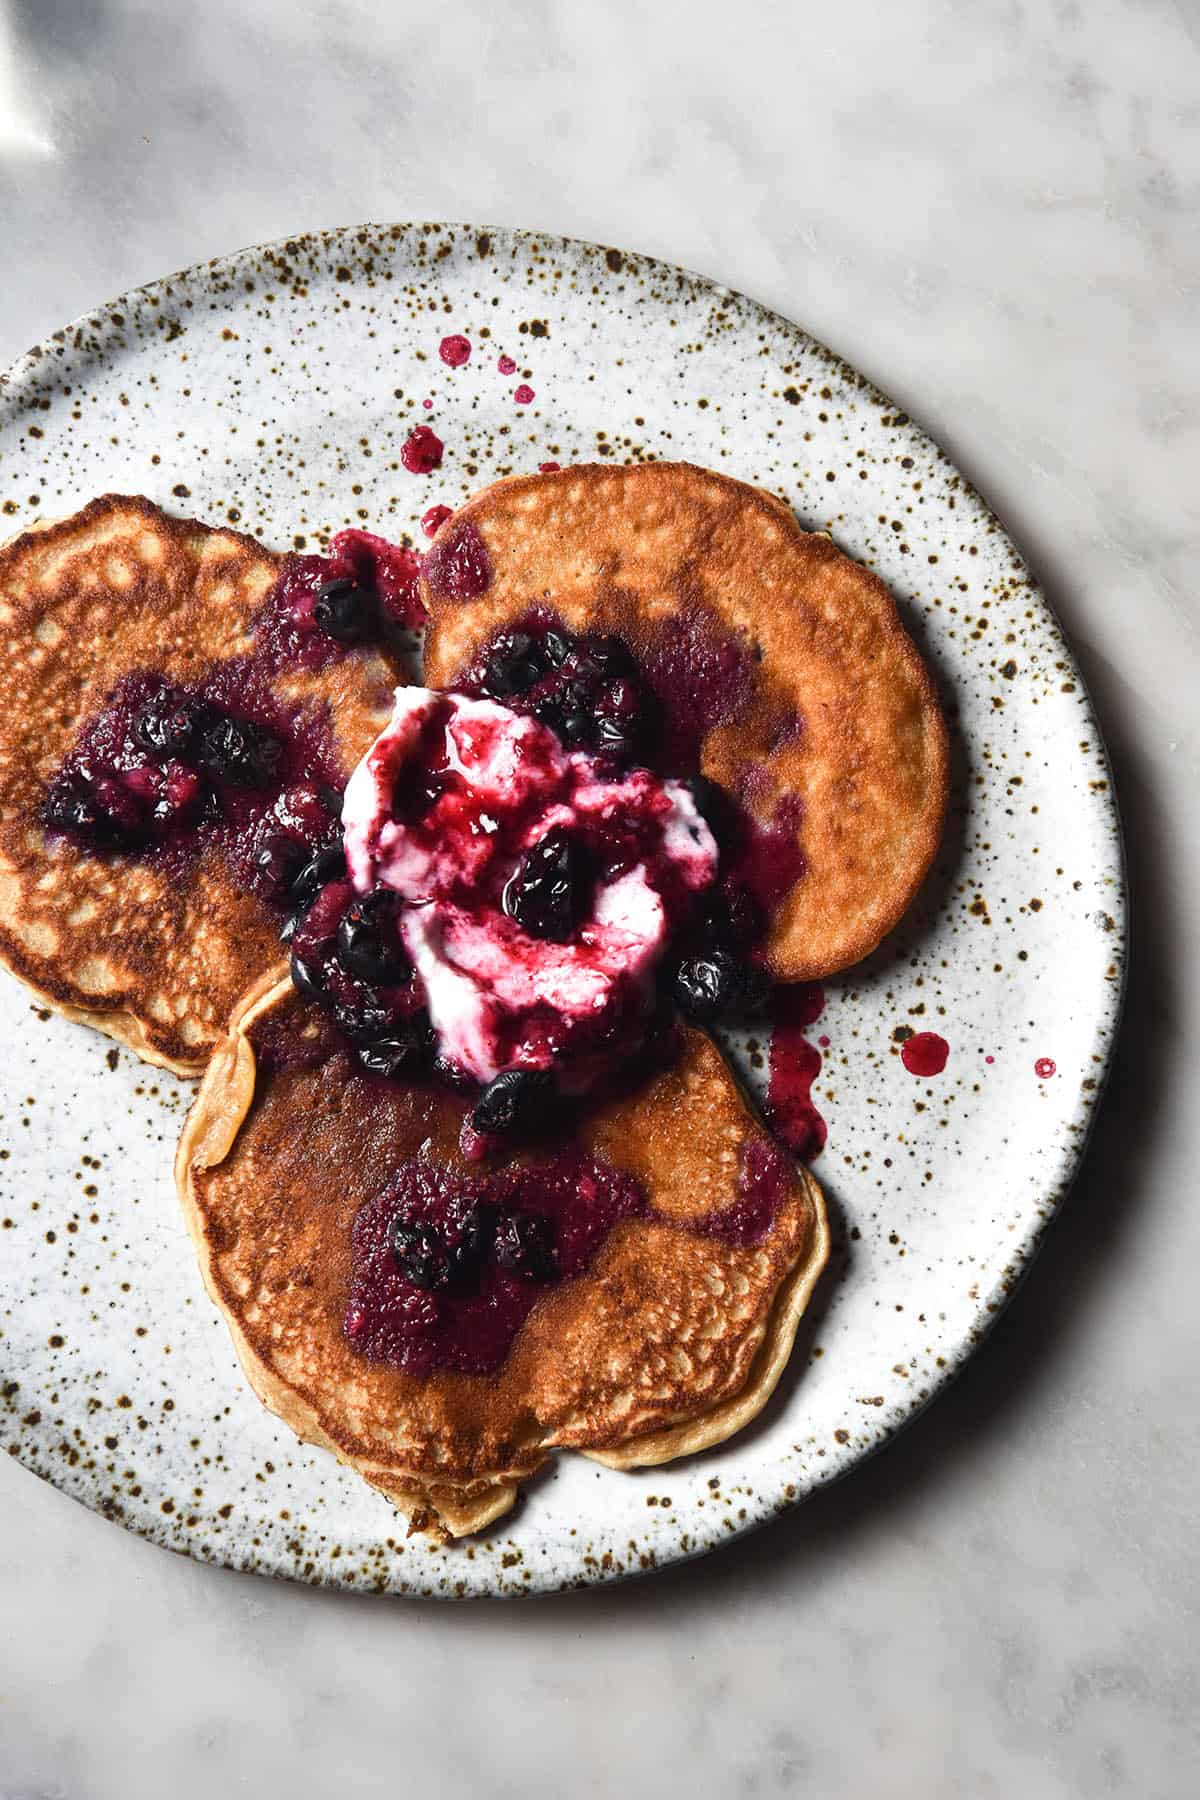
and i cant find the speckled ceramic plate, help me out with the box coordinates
[0,224,1124,1597]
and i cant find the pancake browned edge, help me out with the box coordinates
[422,462,949,982]
[0,497,400,1075]
[176,973,829,1541]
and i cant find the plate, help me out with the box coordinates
[0,224,1124,1597]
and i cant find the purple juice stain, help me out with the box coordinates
[439,334,471,368]
[639,606,757,769]
[729,791,807,918]
[693,1137,795,1245]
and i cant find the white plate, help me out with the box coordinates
[0,224,1124,1597]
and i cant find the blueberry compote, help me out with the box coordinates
[455,612,799,1017]
[255,528,424,669]
[41,529,422,903]
[456,611,648,768]
[344,1129,792,1374]
[42,666,345,892]
[344,1153,646,1374]
[287,875,432,1080]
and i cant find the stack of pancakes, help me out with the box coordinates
[0,467,946,1539]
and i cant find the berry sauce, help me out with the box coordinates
[764,984,827,1162]
[421,504,453,538]
[344,1153,646,1374]
[730,794,808,925]
[438,334,471,368]
[422,519,492,601]
[538,461,561,472]
[343,1126,800,1374]
[514,384,535,406]
[900,1032,950,1077]
[41,527,419,887]
[497,354,517,376]
[401,426,445,475]
[695,1137,797,1245]
[42,666,345,891]
[256,528,424,668]
[1035,1056,1056,1079]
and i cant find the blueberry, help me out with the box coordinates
[289,951,325,1002]
[592,714,640,763]
[502,828,590,942]
[390,1218,448,1290]
[313,576,376,644]
[42,776,122,848]
[596,676,641,722]
[357,1032,424,1080]
[289,845,347,909]
[573,633,632,679]
[470,1067,555,1137]
[336,892,407,983]
[671,950,770,1023]
[483,631,546,698]
[200,714,283,787]
[332,989,394,1044]
[532,696,566,738]
[253,833,308,899]
[432,1053,478,1094]
[445,1202,492,1285]
[493,1209,557,1282]
[133,689,203,758]
[558,703,593,747]
[540,628,574,668]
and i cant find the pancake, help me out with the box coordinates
[421,462,948,981]
[176,972,829,1539]
[0,497,401,1074]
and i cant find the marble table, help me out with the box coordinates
[1,1,1197,1794]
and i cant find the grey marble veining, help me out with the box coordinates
[0,0,1197,1795]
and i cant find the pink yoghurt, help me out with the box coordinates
[342,689,717,1086]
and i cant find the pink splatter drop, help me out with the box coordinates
[985,1054,995,1065]
[422,397,433,410]
[400,426,444,475]
[900,1032,949,1077]
[439,334,471,367]
[514,384,535,405]
[497,354,517,375]
[1035,1057,1056,1079]
[421,503,453,537]
[538,460,561,472]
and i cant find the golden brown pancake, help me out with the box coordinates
[176,972,829,1539]
[421,462,948,981]
[0,497,400,1073]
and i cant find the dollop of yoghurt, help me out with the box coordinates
[342,688,717,1087]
